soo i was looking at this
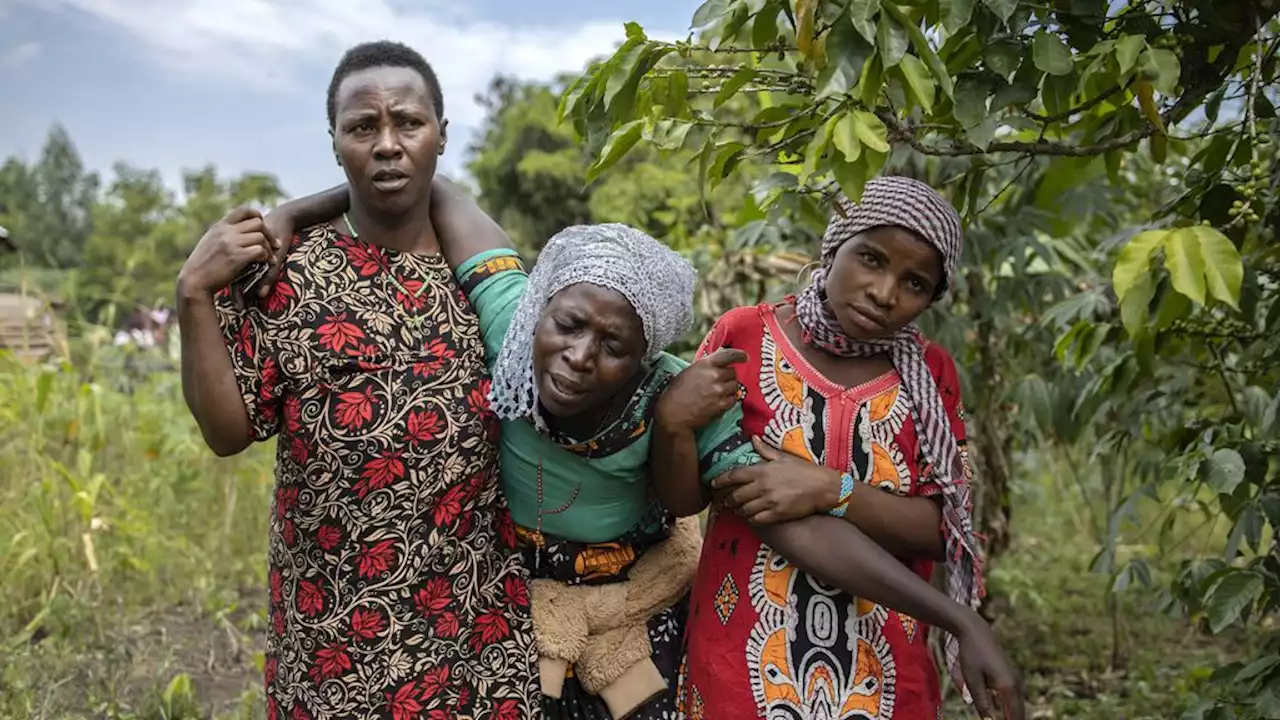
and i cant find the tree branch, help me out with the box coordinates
[1022,86,1126,124]
[875,107,1163,157]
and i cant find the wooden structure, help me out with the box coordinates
[0,293,64,363]
[0,227,65,363]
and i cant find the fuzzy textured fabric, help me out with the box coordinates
[793,175,982,691]
[528,516,703,713]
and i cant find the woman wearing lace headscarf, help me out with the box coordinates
[674,175,1023,720]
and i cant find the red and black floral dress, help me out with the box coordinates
[214,224,538,720]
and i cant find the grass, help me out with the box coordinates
[0,352,1265,719]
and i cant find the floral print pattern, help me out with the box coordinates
[215,225,538,719]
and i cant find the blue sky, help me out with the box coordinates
[0,0,694,198]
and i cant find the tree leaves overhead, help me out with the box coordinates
[1032,30,1074,76]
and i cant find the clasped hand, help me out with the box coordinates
[711,436,842,525]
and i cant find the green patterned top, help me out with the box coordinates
[456,248,758,543]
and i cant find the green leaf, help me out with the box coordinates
[603,40,648,110]
[558,73,592,122]
[832,113,863,162]
[1206,448,1246,496]
[990,77,1037,109]
[1119,269,1155,336]
[952,75,989,129]
[858,53,885,107]
[1115,34,1145,76]
[963,166,985,216]
[751,172,799,205]
[940,0,973,34]
[980,0,1017,23]
[1040,72,1075,116]
[1163,228,1207,305]
[897,55,936,113]
[692,0,730,28]
[848,0,878,43]
[965,116,998,150]
[882,2,953,98]
[1152,283,1191,330]
[1261,492,1280,528]
[708,141,746,187]
[651,119,693,151]
[752,5,781,46]
[624,21,647,42]
[1015,374,1053,433]
[35,370,54,415]
[1192,226,1243,309]
[816,19,873,99]
[803,122,833,179]
[717,0,752,47]
[668,70,689,116]
[1206,570,1263,634]
[1204,86,1226,124]
[852,110,890,153]
[715,67,756,107]
[588,120,643,181]
[1235,657,1280,686]
[876,9,909,68]
[1032,30,1073,76]
[983,39,1022,79]
[1105,150,1122,181]
[1148,48,1181,95]
[831,156,871,203]
[1112,229,1167,301]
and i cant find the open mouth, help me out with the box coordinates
[546,373,586,400]
[371,168,410,191]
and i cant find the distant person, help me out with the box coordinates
[176,41,537,719]
[674,176,1023,719]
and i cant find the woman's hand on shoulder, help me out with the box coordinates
[655,347,747,433]
[178,206,278,300]
[711,436,840,525]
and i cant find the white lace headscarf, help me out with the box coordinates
[488,223,697,425]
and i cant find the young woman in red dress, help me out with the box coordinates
[670,177,1019,719]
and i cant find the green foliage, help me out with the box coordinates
[0,125,99,269]
[467,73,775,258]
[1,128,284,327]
[565,0,1280,714]
[0,351,271,718]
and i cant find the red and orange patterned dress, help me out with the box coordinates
[214,224,538,719]
[678,303,971,720]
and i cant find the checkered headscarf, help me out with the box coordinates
[794,176,982,692]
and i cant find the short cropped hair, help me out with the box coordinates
[326,40,444,126]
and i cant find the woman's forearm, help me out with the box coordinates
[428,176,515,268]
[274,184,349,228]
[650,422,711,517]
[176,283,253,457]
[842,485,947,561]
[754,514,974,636]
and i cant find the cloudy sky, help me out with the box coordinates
[0,0,691,197]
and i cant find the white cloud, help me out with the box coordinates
[0,41,41,69]
[32,0,680,127]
